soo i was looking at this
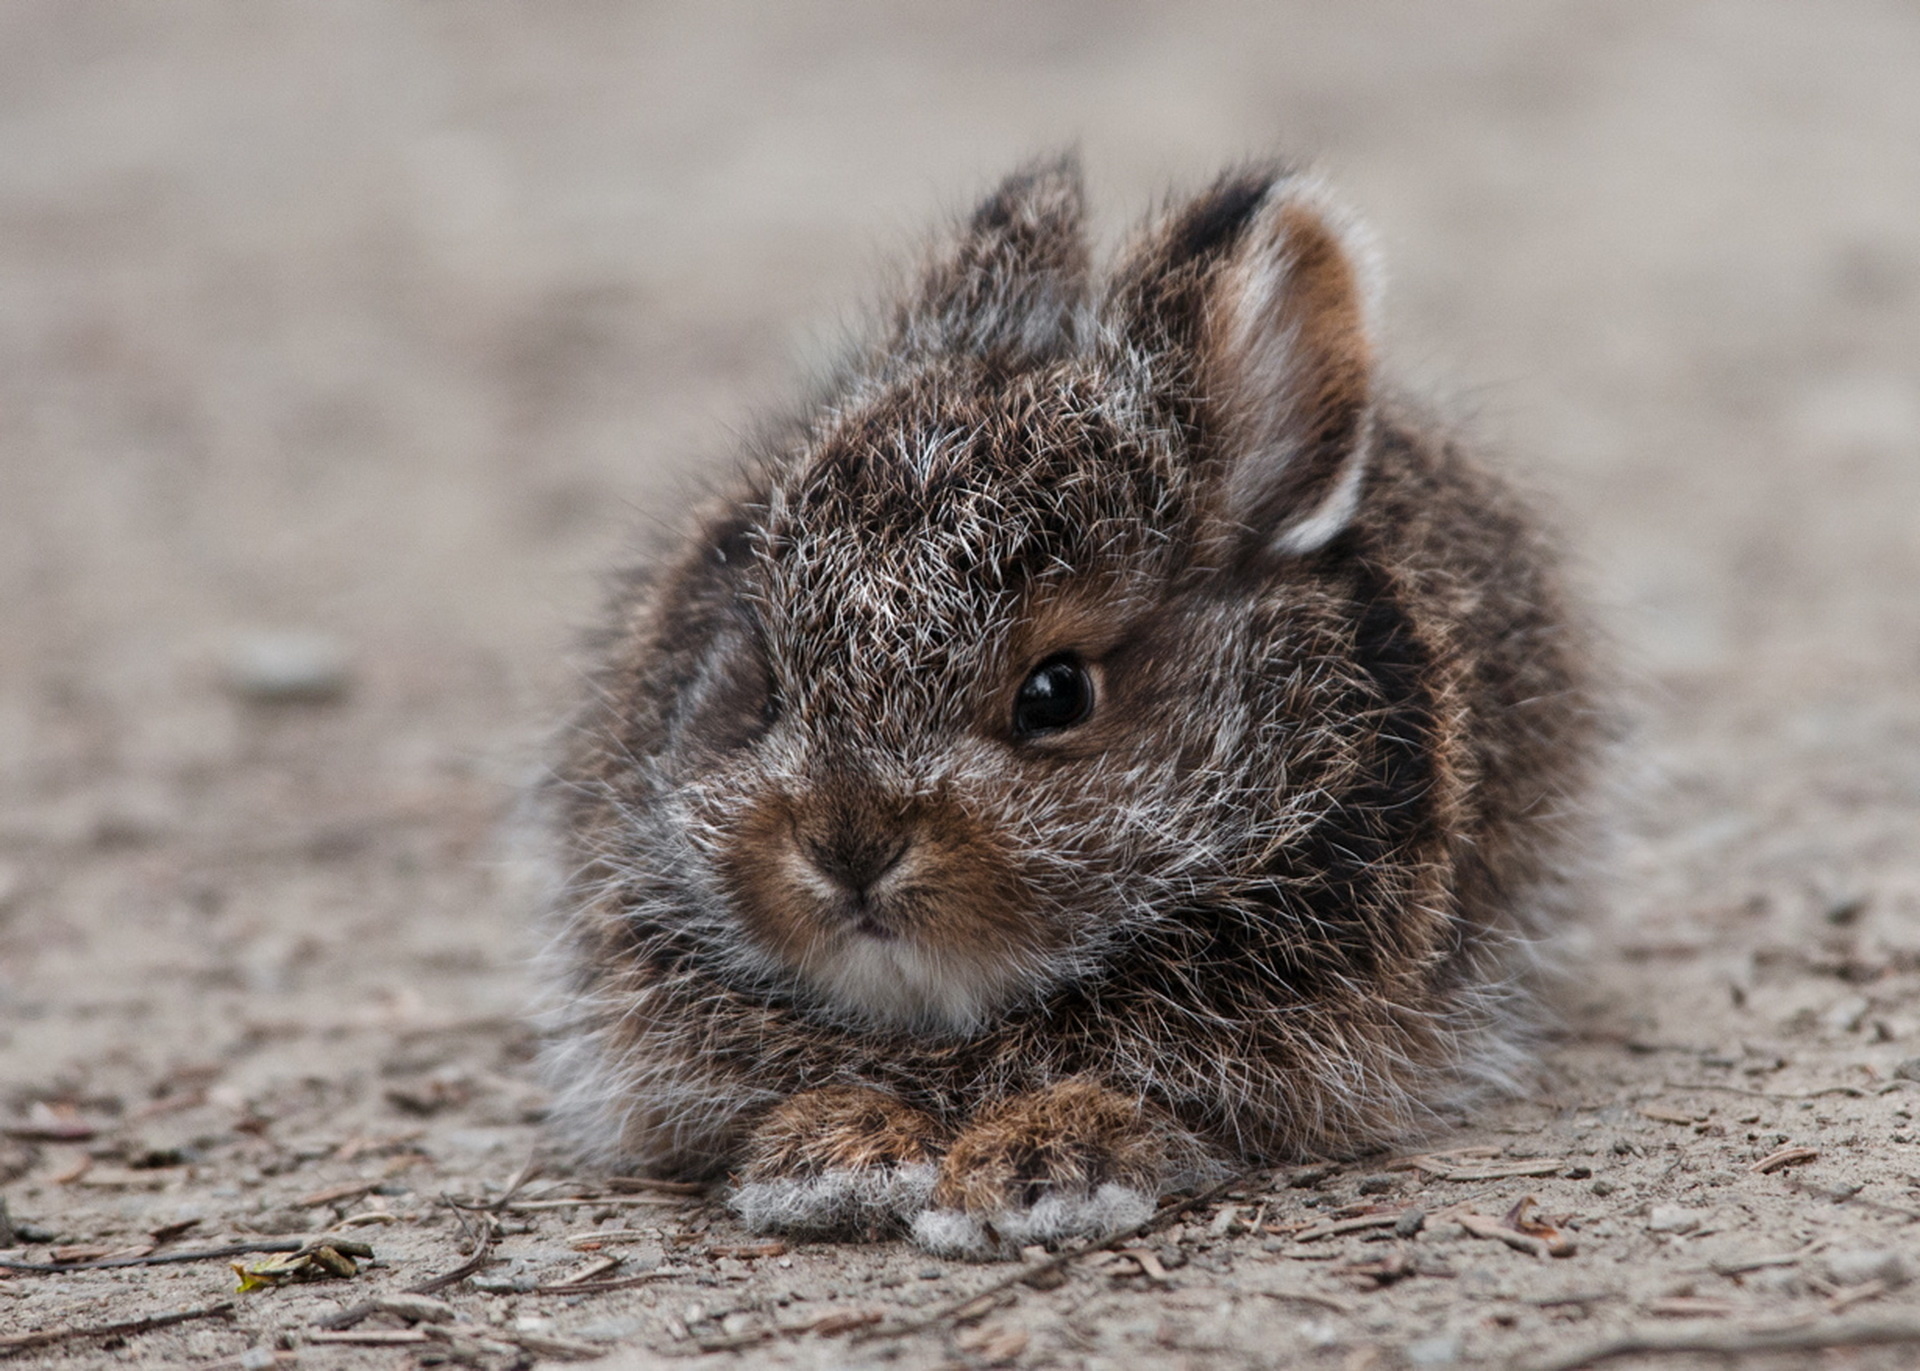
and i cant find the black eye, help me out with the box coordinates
[1012,655,1095,737]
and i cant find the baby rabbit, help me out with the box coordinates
[537,155,1599,1259]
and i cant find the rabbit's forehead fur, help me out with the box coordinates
[750,359,1185,736]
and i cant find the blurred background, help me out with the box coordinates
[2,1,1918,1106]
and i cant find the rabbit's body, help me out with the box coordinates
[538,158,1599,1258]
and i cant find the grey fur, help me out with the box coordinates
[533,155,1604,1222]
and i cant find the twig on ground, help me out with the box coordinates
[0,1300,235,1358]
[1441,1201,1575,1259]
[1527,1314,1920,1371]
[1283,1210,1404,1242]
[1526,1291,1621,1308]
[602,1176,707,1196]
[1427,1161,1569,1182]
[1827,1279,1892,1314]
[312,1200,502,1331]
[485,1152,544,1211]
[691,1310,884,1353]
[1706,1240,1822,1277]
[1385,1146,1572,1183]
[1274,1205,1413,1236]
[497,1196,688,1212]
[1781,1175,1920,1221]
[1257,1290,1354,1314]
[407,1231,503,1295]
[307,1329,430,1347]
[566,1229,658,1248]
[1662,1079,1877,1101]
[530,1268,687,1295]
[1749,1145,1819,1174]
[0,1240,308,1274]
[547,1255,623,1286]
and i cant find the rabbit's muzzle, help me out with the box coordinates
[798,828,911,937]
[714,781,1058,1033]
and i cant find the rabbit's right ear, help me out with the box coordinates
[890,154,1090,365]
[1112,168,1382,558]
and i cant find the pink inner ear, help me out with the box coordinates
[1207,192,1378,556]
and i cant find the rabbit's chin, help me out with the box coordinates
[788,931,1034,1036]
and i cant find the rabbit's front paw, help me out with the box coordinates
[910,1082,1163,1261]
[729,1087,944,1238]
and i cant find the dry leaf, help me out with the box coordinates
[232,1239,373,1292]
[1503,1196,1577,1257]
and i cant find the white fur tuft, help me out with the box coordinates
[910,1182,1154,1261]
[730,1162,937,1237]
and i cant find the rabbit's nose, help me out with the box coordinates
[804,831,910,897]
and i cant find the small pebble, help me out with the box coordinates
[374,1293,458,1324]
[574,1315,649,1343]
[1743,1266,1802,1296]
[472,1273,540,1294]
[1894,1059,1920,1083]
[1646,1205,1701,1234]
[1824,1249,1911,1287]
[1823,996,1871,1034]
[1405,1333,1461,1366]
[1394,1206,1426,1238]
[917,1266,942,1279]
[1356,1174,1396,1195]
[224,632,352,704]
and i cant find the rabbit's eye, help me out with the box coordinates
[1012,655,1095,737]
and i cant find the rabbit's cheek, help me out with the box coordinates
[714,791,1058,1031]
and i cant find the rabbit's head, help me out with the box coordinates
[605,157,1395,1036]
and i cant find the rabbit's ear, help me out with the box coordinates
[1114,169,1381,557]
[892,154,1089,364]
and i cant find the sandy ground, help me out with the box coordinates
[4,3,1920,1368]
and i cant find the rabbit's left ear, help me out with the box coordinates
[892,153,1089,364]
[1114,170,1382,557]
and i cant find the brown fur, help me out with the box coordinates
[929,1081,1165,1215]
[741,1087,945,1180]
[534,155,1602,1255]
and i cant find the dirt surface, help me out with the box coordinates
[4,4,1920,1368]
